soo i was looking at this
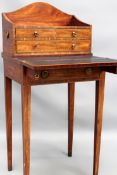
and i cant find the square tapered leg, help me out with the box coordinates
[5,76,12,171]
[21,85,31,175]
[93,72,105,175]
[68,83,75,157]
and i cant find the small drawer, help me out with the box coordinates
[15,28,91,40]
[16,40,56,53]
[56,40,91,52]
[16,40,91,54]
[16,28,56,39]
[26,67,101,85]
[55,28,91,39]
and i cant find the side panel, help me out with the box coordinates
[2,14,14,58]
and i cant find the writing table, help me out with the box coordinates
[3,55,117,175]
[2,2,117,175]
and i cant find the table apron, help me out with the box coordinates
[25,67,101,85]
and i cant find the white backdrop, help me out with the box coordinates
[0,0,117,175]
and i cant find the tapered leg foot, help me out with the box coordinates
[68,152,72,157]
[4,76,12,171]
[68,83,75,157]
[93,72,105,175]
[22,85,31,175]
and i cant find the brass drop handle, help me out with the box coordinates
[72,31,77,38]
[6,31,9,39]
[85,68,92,75]
[41,71,49,79]
[71,43,76,50]
[33,31,39,38]
[34,72,40,79]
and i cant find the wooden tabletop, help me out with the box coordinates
[14,55,117,70]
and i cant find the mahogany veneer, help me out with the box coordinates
[2,2,117,175]
[2,2,91,56]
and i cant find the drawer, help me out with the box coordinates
[26,67,101,85]
[16,29,56,39]
[15,28,91,40]
[16,40,91,54]
[55,28,91,39]
[16,41,56,53]
[56,40,91,52]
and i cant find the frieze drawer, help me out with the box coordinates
[26,67,101,85]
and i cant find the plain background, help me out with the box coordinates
[0,0,117,175]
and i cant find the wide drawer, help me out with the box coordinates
[15,28,91,40]
[26,67,101,85]
[16,40,91,54]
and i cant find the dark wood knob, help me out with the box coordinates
[72,31,77,38]
[41,71,49,79]
[85,68,92,75]
[34,72,40,79]
[33,31,39,38]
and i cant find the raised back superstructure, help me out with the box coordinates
[2,2,92,57]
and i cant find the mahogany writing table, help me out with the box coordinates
[2,2,117,175]
[3,55,117,175]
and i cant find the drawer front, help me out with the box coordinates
[16,29,56,40]
[16,41,56,53]
[55,28,91,39]
[26,68,101,85]
[15,28,91,40]
[16,40,91,54]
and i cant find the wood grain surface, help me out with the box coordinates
[93,72,105,175]
[15,55,117,70]
[4,76,12,171]
[2,2,117,175]
[16,40,91,55]
[22,85,31,175]
[68,83,75,157]
[2,2,91,56]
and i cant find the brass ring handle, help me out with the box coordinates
[33,31,39,38]
[34,72,40,79]
[72,31,77,38]
[85,68,92,75]
[41,71,49,79]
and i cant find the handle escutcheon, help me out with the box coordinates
[85,68,93,75]
[33,44,39,49]
[33,31,39,38]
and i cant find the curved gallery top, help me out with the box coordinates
[3,2,90,27]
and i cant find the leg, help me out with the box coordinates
[4,76,12,171]
[93,72,105,175]
[68,82,75,157]
[21,85,31,175]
